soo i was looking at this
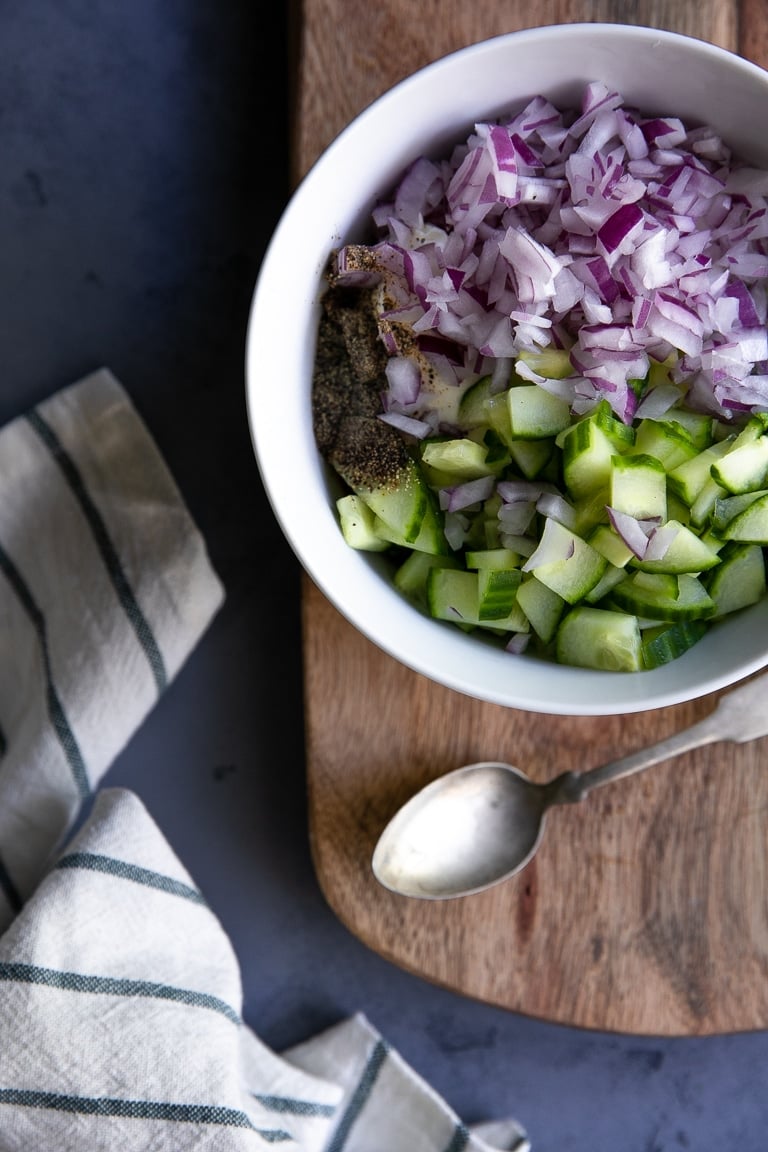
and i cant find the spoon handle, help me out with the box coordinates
[552,670,768,805]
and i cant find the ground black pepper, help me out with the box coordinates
[312,278,412,493]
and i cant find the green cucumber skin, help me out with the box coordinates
[556,607,643,673]
[641,620,709,668]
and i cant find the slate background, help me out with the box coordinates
[2,4,768,1149]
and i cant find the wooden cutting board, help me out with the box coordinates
[298,0,768,1036]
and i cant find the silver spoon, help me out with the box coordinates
[372,670,768,900]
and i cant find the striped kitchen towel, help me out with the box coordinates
[0,370,528,1150]
[0,367,225,924]
[0,787,529,1150]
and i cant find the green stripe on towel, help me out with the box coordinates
[0,962,241,1025]
[56,852,207,905]
[252,1092,336,1118]
[0,1088,292,1135]
[26,409,168,695]
[0,542,90,798]
[326,1038,388,1152]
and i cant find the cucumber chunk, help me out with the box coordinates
[631,418,699,470]
[465,548,522,570]
[372,489,450,555]
[525,519,607,604]
[610,572,717,621]
[667,438,732,505]
[710,436,768,494]
[562,418,616,500]
[584,562,628,603]
[336,494,391,551]
[516,576,566,644]
[631,521,721,574]
[477,567,523,620]
[704,541,767,617]
[610,453,667,520]
[641,620,709,668]
[394,550,462,610]
[426,568,478,631]
[508,437,555,479]
[665,408,715,450]
[588,523,633,568]
[507,386,572,439]
[427,568,527,632]
[720,491,768,543]
[516,348,574,379]
[357,456,428,544]
[421,438,496,480]
[555,606,643,672]
[457,374,495,428]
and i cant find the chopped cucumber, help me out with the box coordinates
[477,567,522,620]
[515,576,565,644]
[689,474,728,528]
[665,408,715,451]
[667,438,732,505]
[330,358,768,673]
[371,490,450,555]
[641,620,709,668]
[555,606,643,672]
[710,436,768,494]
[720,491,768,543]
[584,562,628,603]
[591,399,637,450]
[421,438,496,480]
[588,523,633,567]
[631,418,699,470]
[516,347,574,379]
[457,374,496,427]
[704,541,766,617]
[426,568,478,631]
[562,418,616,500]
[465,547,522,570]
[525,519,607,604]
[610,453,667,520]
[631,521,721,574]
[427,568,527,632]
[394,550,462,610]
[507,385,572,439]
[508,437,555,479]
[610,572,716,621]
[357,456,428,544]
[484,392,515,446]
[336,494,391,551]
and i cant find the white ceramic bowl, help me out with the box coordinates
[246,23,768,715]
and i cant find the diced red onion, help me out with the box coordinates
[498,501,537,535]
[439,475,496,512]
[536,492,578,530]
[377,412,432,439]
[443,512,471,550]
[384,355,422,406]
[642,521,679,561]
[606,507,662,558]
[339,83,768,430]
[505,632,531,654]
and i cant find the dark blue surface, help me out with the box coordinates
[2,5,768,1149]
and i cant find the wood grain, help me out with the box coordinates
[297,1,768,1034]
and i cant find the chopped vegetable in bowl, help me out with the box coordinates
[312,81,768,672]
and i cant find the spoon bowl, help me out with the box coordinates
[372,762,549,899]
[372,671,768,900]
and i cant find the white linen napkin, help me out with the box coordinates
[0,368,529,1151]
